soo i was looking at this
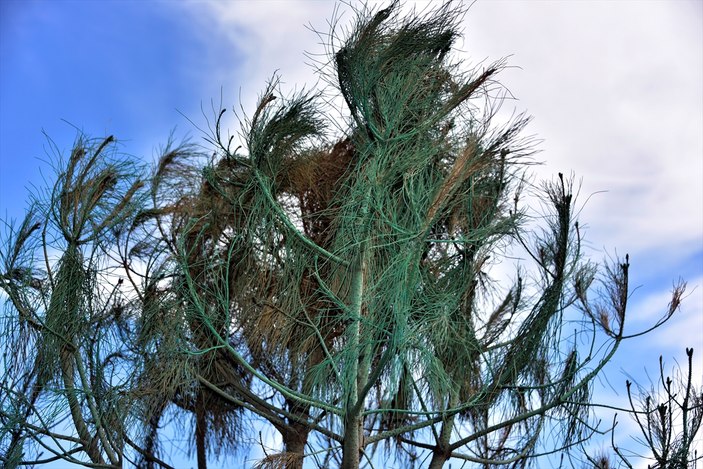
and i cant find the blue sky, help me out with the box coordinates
[0,0,242,221]
[1,1,701,468]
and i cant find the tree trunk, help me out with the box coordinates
[341,411,363,469]
[427,395,457,469]
[282,427,307,469]
[341,248,367,469]
[428,449,449,469]
[142,402,165,469]
[195,395,207,469]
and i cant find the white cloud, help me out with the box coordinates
[462,1,703,256]
[177,1,335,123]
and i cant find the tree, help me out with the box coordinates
[1,135,146,467]
[0,2,688,468]
[585,349,702,469]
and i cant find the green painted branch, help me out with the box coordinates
[356,345,395,417]
[366,336,622,448]
[59,352,105,465]
[253,170,348,266]
[179,255,342,415]
[301,298,342,383]
[73,350,120,466]
[448,336,623,451]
